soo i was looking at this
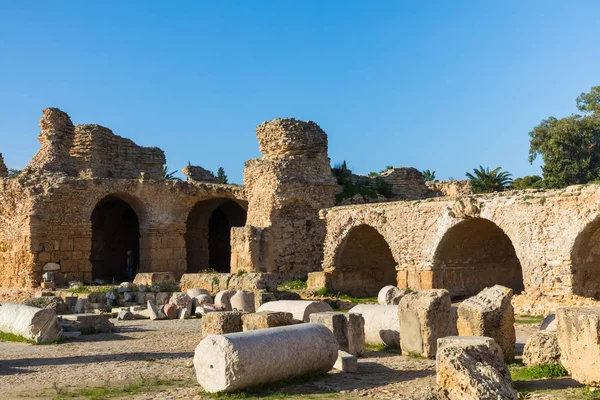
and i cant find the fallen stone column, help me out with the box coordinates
[194,323,338,392]
[257,300,333,322]
[378,285,405,305]
[348,304,400,347]
[0,303,63,344]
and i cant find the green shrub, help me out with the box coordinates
[510,363,568,380]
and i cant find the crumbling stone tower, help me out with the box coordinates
[0,153,7,178]
[231,118,338,278]
[24,108,77,176]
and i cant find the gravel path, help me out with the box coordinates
[0,317,553,400]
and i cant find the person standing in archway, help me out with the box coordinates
[126,249,136,283]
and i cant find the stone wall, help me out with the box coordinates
[0,178,35,287]
[24,108,165,180]
[320,185,600,299]
[71,124,165,179]
[182,165,218,183]
[427,180,473,197]
[230,118,338,279]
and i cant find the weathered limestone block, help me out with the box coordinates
[334,350,358,373]
[457,285,516,362]
[438,336,503,361]
[194,323,339,392]
[133,272,176,287]
[0,303,63,344]
[523,331,561,366]
[309,311,365,356]
[155,292,171,305]
[60,313,114,334]
[169,292,192,311]
[378,285,405,305]
[182,165,218,183]
[349,304,400,347]
[399,289,452,358]
[257,300,333,322]
[162,303,177,319]
[201,311,244,337]
[180,273,278,295]
[147,300,166,320]
[187,288,210,298]
[230,290,255,313]
[74,298,88,314]
[307,271,329,292]
[540,314,556,331]
[557,307,600,385]
[215,290,236,311]
[436,337,518,400]
[242,311,294,331]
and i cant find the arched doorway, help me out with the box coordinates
[90,195,140,282]
[331,224,397,297]
[571,218,600,299]
[433,218,524,298]
[186,198,247,273]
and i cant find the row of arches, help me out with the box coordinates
[334,218,600,299]
[90,195,247,282]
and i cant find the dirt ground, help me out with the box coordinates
[0,317,589,400]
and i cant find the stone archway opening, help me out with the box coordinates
[91,195,140,283]
[571,218,600,299]
[332,224,397,297]
[433,218,524,298]
[186,199,247,273]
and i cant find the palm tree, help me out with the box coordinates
[162,166,181,181]
[422,169,436,182]
[466,166,512,193]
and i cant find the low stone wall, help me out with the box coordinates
[179,273,278,295]
[512,294,600,316]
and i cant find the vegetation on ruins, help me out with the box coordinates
[509,363,568,380]
[162,166,181,181]
[7,168,21,178]
[217,167,228,184]
[466,166,512,193]
[511,175,544,190]
[422,169,436,182]
[528,86,600,188]
[332,160,392,204]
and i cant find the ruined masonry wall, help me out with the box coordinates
[0,179,35,287]
[71,124,165,179]
[2,177,245,287]
[322,185,600,297]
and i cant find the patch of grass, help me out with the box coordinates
[201,372,328,399]
[406,352,427,359]
[365,343,401,353]
[281,279,308,290]
[514,314,545,324]
[539,197,546,206]
[236,270,248,277]
[510,363,569,381]
[313,288,333,297]
[336,294,377,304]
[0,331,35,344]
[56,378,187,399]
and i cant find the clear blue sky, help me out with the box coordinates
[1,1,599,183]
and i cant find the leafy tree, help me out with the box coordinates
[162,166,181,181]
[368,172,379,178]
[529,86,600,187]
[217,167,228,184]
[7,169,21,178]
[422,169,436,182]
[466,166,512,193]
[512,175,543,190]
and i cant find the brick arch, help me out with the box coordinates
[329,223,398,297]
[185,198,248,273]
[571,216,600,299]
[431,217,524,298]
